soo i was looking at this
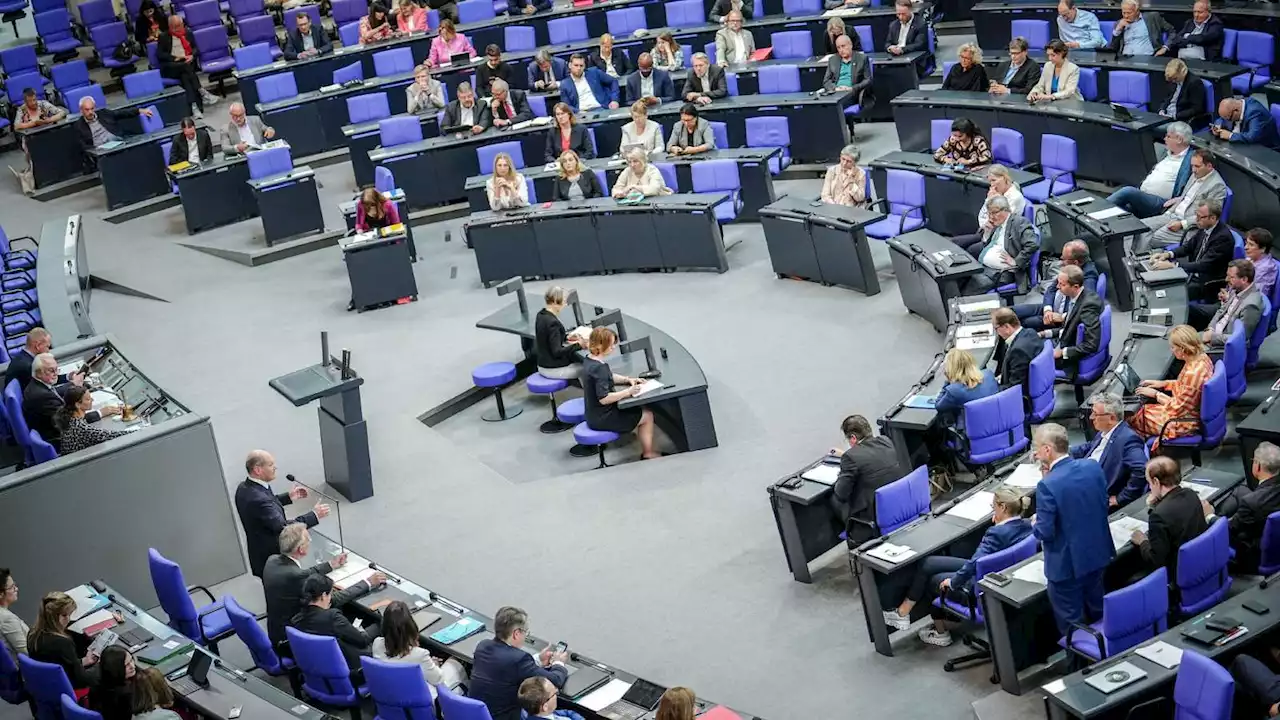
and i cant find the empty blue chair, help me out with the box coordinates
[4,380,34,466]
[1010,19,1049,48]
[0,43,37,76]
[60,690,99,719]
[606,6,645,36]
[436,687,492,720]
[375,166,395,194]
[331,0,364,26]
[1249,296,1273,370]
[472,362,520,422]
[1107,69,1149,110]
[1232,31,1273,93]
[228,0,263,25]
[1176,517,1231,617]
[287,628,368,718]
[234,42,275,71]
[247,146,293,179]
[859,464,930,537]
[257,72,299,103]
[504,25,534,51]
[1077,66,1098,101]
[0,0,27,37]
[1174,650,1234,718]
[864,169,925,239]
[744,116,790,174]
[148,548,234,652]
[1022,134,1077,201]
[28,429,56,464]
[770,30,811,59]
[224,595,297,693]
[1056,304,1112,404]
[373,47,414,76]
[123,69,164,98]
[705,41,718,65]
[930,117,950,151]
[1062,567,1168,662]
[362,657,436,719]
[663,0,701,28]
[0,638,26,706]
[655,161,677,191]
[237,16,281,59]
[781,0,819,13]
[854,25,872,52]
[338,20,361,47]
[1096,272,1108,303]
[456,0,493,23]
[348,93,390,124]
[1159,360,1227,466]
[63,83,106,113]
[138,105,162,133]
[1259,512,1280,575]
[932,534,1038,672]
[145,42,179,87]
[18,654,74,720]
[991,127,1024,167]
[691,159,743,222]
[956,385,1029,469]
[476,140,524,171]
[35,9,81,57]
[182,0,220,28]
[78,0,115,29]
[527,93,546,117]
[333,61,363,84]
[1224,321,1246,404]
[548,15,587,44]
[1028,340,1055,423]
[527,373,570,433]
[757,64,799,94]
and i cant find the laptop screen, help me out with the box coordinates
[187,651,212,686]
[1115,363,1142,395]
[622,679,668,710]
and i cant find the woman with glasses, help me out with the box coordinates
[0,569,26,658]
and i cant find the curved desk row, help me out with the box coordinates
[373,91,849,209]
[463,148,778,218]
[1043,189,1150,312]
[1190,134,1280,233]
[465,193,730,283]
[891,89,1169,189]
[758,194,885,295]
[867,150,1042,233]
[256,69,419,158]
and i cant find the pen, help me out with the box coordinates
[1192,612,1215,625]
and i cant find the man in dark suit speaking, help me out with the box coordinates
[262,523,383,646]
[830,414,904,545]
[235,449,331,578]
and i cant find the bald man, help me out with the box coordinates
[73,95,152,170]
[235,450,331,578]
[220,103,276,153]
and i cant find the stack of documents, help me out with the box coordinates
[822,5,862,15]
[957,298,1000,314]
[946,491,995,522]
[1011,559,1047,585]
[1183,482,1217,501]
[904,394,936,409]
[1109,516,1148,550]
[1004,463,1042,489]
[865,543,917,564]
[800,464,839,485]
[957,324,993,339]
[1135,640,1183,669]
[1087,207,1128,221]
[66,585,109,621]
[957,335,997,350]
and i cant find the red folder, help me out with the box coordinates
[750,47,773,61]
[572,0,593,6]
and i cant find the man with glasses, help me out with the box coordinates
[1136,148,1227,252]
[220,102,276,153]
[989,36,1041,95]
[1159,0,1224,61]
[714,10,755,66]
[1149,198,1234,302]
[1069,393,1148,508]
[470,607,569,720]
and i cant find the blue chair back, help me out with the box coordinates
[64,84,106,114]
[148,548,203,640]
[709,120,728,149]
[1097,566,1168,658]
[246,146,293,179]
[547,15,587,43]
[854,25,872,53]
[1009,18,1049,47]
[527,93,546,117]
[662,0,702,28]
[883,168,924,219]
[234,42,274,71]
[1174,649,1234,720]
[456,0,493,22]
[1259,511,1280,575]
[0,638,25,705]
[1176,517,1232,616]
[1247,295,1271,370]
[1197,361,1228,449]
[224,595,289,675]
[477,141,524,172]
[338,21,361,47]
[333,61,363,85]
[689,158,740,193]
[1074,304,1112,384]
[1028,340,1055,423]
[1097,272,1108,303]
[286,628,361,708]
[435,687,492,720]
[123,69,164,98]
[61,695,101,720]
[256,72,299,103]
[991,127,1024,167]
[379,116,424,148]
[3,379,32,466]
[139,104,162,133]
[606,7,645,36]
[654,162,677,191]
[332,0,364,25]
[770,30,812,59]
[1041,133,1077,192]
[1078,66,1098,101]
[781,0,819,12]
[1107,69,1149,109]
[361,657,437,720]
[18,654,74,720]
[930,118,949,150]
[375,166,396,194]
[1225,320,1246,403]
[757,64,799,94]
[961,386,1028,465]
[373,47,414,77]
[29,429,57,464]
[504,26,535,51]
[873,464,930,535]
[51,60,91,93]
[347,92,390,124]
[0,44,37,77]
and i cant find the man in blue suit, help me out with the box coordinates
[1212,97,1280,149]
[1014,240,1098,330]
[470,607,569,720]
[559,54,619,113]
[1032,423,1114,635]
[624,53,675,105]
[1071,393,1148,508]
[527,50,568,92]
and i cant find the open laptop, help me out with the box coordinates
[599,679,667,720]
[1110,103,1135,122]
[167,651,212,696]
[449,52,472,65]
[1113,362,1155,407]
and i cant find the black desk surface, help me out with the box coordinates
[892,89,1171,132]
[467,193,728,221]
[972,0,1280,20]
[1047,190,1152,238]
[476,297,709,410]
[979,51,1247,83]
[256,70,416,114]
[762,193,885,226]
[981,467,1241,609]
[169,153,249,179]
[1190,134,1280,189]
[86,124,189,158]
[870,150,1043,185]
[234,29,437,85]
[884,311,997,434]
[463,148,777,189]
[247,166,317,190]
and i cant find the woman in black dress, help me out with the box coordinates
[27,591,98,690]
[583,327,658,459]
[535,286,587,381]
[89,646,135,720]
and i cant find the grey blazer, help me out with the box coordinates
[714,27,755,65]
[1208,284,1264,346]
[666,117,716,152]
[1171,170,1227,227]
[221,115,273,149]
[986,213,1039,292]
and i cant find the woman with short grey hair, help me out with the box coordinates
[534,286,586,382]
[820,144,868,207]
[942,42,990,92]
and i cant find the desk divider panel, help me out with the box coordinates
[596,209,663,270]
[533,212,604,276]
[472,217,542,284]
[653,205,726,271]
[810,218,878,295]
[760,210,821,280]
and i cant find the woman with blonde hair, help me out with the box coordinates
[551,150,603,201]
[951,163,1026,255]
[1130,325,1216,447]
[485,152,529,210]
[131,668,180,719]
[883,485,1033,646]
[822,16,853,55]
[611,148,669,198]
[584,327,658,459]
[656,687,697,720]
[934,347,999,423]
[942,42,989,91]
[819,144,867,207]
[619,100,664,156]
[28,591,97,689]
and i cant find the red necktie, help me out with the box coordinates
[505,101,514,118]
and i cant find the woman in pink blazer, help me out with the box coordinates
[427,19,475,67]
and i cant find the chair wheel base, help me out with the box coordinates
[569,443,595,457]
[540,419,572,433]
[482,405,523,422]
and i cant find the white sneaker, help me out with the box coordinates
[191,104,203,119]
[918,628,953,647]
[882,610,911,632]
[202,90,221,105]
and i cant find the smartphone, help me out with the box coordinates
[553,641,567,655]
[229,708,242,719]
[1244,600,1270,615]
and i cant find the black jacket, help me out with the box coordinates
[4,349,35,391]
[74,108,138,160]
[133,9,167,47]
[682,65,728,100]
[832,435,904,544]
[89,685,132,720]
[442,99,492,130]
[489,89,533,124]
[544,123,595,163]
[156,30,199,67]
[1172,222,1234,285]
[534,308,580,368]
[168,128,214,165]
[588,47,631,78]
[289,604,372,671]
[550,172,603,202]
[233,479,320,577]
[885,16,930,75]
[28,631,95,689]
[941,63,988,92]
[1139,485,1208,580]
[283,25,334,61]
[1157,72,1208,126]
[1228,478,1280,572]
[994,326,1042,401]
[1165,14,1225,61]
[822,53,872,109]
[708,0,752,23]
[476,61,513,92]
[1053,287,1103,375]
[469,638,569,720]
[21,380,100,446]
[991,58,1041,95]
[262,554,370,645]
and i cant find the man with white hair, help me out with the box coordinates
[1106,0,1172,56]
[487,79,532,127]
[1108,121,1193,218]
[22,352,121,446]
[220,102,276,153]
[681,52,727,105]
[72,95,154,170]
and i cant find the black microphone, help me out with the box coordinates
[1261,392,1278,414]
[569,653,611,672]
[368,563,401,585]
[286,473,298,482]
[108,594,138,615]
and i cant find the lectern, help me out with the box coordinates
[268,334,373,502]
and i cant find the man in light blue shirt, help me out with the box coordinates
[1056,0,1104,50]
[1107,0,1172,57]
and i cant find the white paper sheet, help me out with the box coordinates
[957,299,1001,314]
[632,379,666,396]
[1087,207,1128,220]
[1184,482,1217,501]
[1042,679,1067,694]
[326,555,372,585]
[801,464,839,485]
[1135,641,1183,669]
[1004,463,1042,489]
[946,491,995,522]
[957,324,994,339]
[957,335,997,350]
[1148,308,1170,316]
[65,585,108,621]
[579,679,633,712]
[822,5,862,15]
[333,567,377,590]
[69,609,116,634]
[1109,516,1148,550]
[1011,559,1047,585]
[865,543,918,564]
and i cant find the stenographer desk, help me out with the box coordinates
[89,124,189,210]
[868,150,1042,233]
[464,148,777,219]
[255,71,419,158]
[1045,190,1151,312]
[90,583,330,720]
[979,52,1246,111]
[168,154,260,234]
[466,194,729,284]
[892,90,1170,188]
[1190,134,1280,233]
[758,195,884,294]
[887,230,984,333]
[477,298,718,453]
[769,455,843,584]
[247,164,325,245]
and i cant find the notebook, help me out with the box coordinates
[429,617,485,645]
